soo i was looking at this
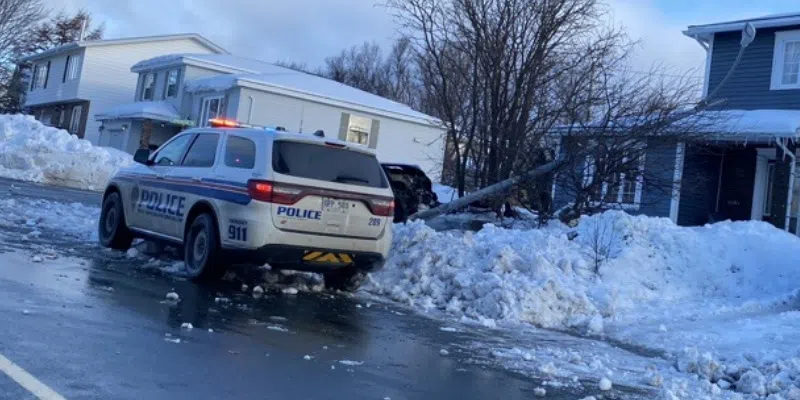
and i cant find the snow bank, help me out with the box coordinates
[370,211,800,331]
[368,211,800,398]
[0,114,132,190]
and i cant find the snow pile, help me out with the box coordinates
[0,114,132,190]
[370,211,800,331]
[0,197,99,240]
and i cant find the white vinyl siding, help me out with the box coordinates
[232,87,445,179]
[78,38,217,144]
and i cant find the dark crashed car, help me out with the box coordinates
[381,163,440,222]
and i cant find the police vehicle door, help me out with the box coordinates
[163,132,221,239]
[130,133,194,239]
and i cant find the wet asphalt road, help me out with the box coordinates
[0,178,640,400]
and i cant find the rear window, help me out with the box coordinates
[272,141,388,188]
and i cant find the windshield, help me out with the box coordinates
[272,141,388,188]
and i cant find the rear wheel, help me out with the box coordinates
[184,214,225,281]
[98,192,133,250]
[323,266,366,292]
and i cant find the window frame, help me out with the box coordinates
[31,62,50,90]
[69,105,82,134]
[164,69,180,98]
[771,30,800,90]
[63,54,81,82]
[582,141,646,210]
[141,72,157,100]
[345,114,372,146]
[180,133,220,168]
[199,96,224,127]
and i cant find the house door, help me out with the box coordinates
[716,148,756,221]
[199,96,223,127]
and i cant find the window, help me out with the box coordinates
[164,69,179,98]
[200,96,223,126]
[272,141,388,188]
[69,105,82,134]
[345,114,372,146]
[771,31,800,90]
[225,136,256,169]
[583,144,645,207]
[31,62,50,90]
[182,134,219,167]
[141,73,156,100]
[63,55,81,82]
[153,134,193,166]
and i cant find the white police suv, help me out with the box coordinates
[98,119,395,290]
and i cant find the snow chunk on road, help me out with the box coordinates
[533,387,546,397]
[439,349,449,356]
[282,287,298,295]
[338,360,364,366]
[180,322,193,330]
[165,292,180,301]
[253,286,264,295]
[0,114,132,190]
[599,377,612,391]
[303,355,312,360]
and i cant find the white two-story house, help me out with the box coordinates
[21,34,227,143]
[95,53,446,178]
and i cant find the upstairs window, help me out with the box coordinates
[772,31,800,90]
[140,73,156,100]
[63,55,81,82]
[164,69,179,98]
[31,62,50,90]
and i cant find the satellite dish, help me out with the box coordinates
[741,22,756,48]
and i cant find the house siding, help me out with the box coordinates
[25,49,85,107]
[79,39,217,144]
[707,25,800,110]
[638,138,677,218]
[231,87,445,178]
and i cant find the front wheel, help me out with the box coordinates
[98,192,133,250]
[184,214,225,281]
[323,266,366,292]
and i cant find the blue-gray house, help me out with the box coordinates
[552,13,800,233]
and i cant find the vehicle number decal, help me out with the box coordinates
[228,219,248,242]
[368,217,381,226]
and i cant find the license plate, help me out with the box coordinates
[322,198,350,215]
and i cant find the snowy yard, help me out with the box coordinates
[2,115,800,399]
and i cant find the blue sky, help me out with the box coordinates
[50,0,800,74]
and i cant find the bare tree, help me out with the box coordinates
[582,214,622,274]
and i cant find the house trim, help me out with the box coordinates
[770,30,800,91]
[669,141,685,223]
[702,35,715,97]
[683,13,800,41]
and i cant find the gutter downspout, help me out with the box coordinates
[246,95,254,124]
[776,138,795,232]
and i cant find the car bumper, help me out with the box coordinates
[224,244,386,273]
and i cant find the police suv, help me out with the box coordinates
[98,119,395,290]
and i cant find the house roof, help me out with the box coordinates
[683,12,800,41]
[137,53,440,127]
[21,33,228,63]
[95,101,181,123]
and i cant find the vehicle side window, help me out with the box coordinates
[153,134,193,166]
[182,134,220,168]
[225,136,256,169]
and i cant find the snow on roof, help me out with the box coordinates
[137,53,440,126]
[95,101,180,122]
[22,34,227,63]
[702,109,800,139]
[684,12,800,39]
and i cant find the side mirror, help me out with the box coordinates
[133,149,152,165]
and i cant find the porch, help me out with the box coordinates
[678,141,800,233]
[94,101,193,154]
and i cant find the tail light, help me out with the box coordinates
[247,180,303,204]
[369,198,395,217]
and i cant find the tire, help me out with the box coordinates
[323,266,366,292]
[98,192,134,250]
[184,213,225,281]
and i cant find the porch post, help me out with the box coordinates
[770,143,795,230]
[140,119,153,149]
